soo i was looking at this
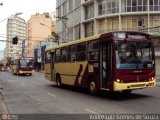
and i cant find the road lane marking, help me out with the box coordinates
[48,92,57,98]
[85,108,98,114]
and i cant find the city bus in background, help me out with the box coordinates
[0,64,3,71]
[0,63,9,71]
[44,31,156,95]
[11,57,33,76]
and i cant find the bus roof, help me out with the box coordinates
[46,34,101,52]
[46,31,151,52]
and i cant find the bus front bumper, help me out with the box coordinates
[19,70,32,74]
[114,79,156,91]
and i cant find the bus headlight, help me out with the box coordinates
[116,79,120,83]
[149,77,155,81]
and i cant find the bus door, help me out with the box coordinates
[51,52,54,81]
[100,41,112,89]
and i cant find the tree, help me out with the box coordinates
[6,57,12,66]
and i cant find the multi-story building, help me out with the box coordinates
[26,12,53,58]
[56,0,160,53]
[0,49,4,60]
[5,16,26,59]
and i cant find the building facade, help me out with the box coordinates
[5,16,26,59]
[26,12,53,58]
[56,0,160,53]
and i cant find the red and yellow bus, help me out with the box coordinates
[0,64,9,71]
[45,31,156,94]
[11,57,33,76]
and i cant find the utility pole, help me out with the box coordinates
[55,16,68,43]
[22,40,25,57]
[40,41,43,72]
[40,23,59,45]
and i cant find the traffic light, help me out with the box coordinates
[12,36,18,44]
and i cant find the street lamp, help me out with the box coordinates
[0,12,23,23]
[14,12,23,17]
[40,23,51,29]
[39,22,59,45]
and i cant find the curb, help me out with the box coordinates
[157,82,160,87]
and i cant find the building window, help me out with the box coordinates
[106,0,119,14]
[132,0,137,12]
[138,19,144,27]
[75,0,81,8]
[74,24,80,40]
[122,0,148,12]
[69,0,73,12]
[85,3,94,20]
[112,0,119,13]
[68,28,73,41]
[154,0,159,11]
[85,22,94,37]
[62,2,67,15]
[57,7,61,17]
[150,0,154,11]
[138,0,143,11]
[98,0,107,16]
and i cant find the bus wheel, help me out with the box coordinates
[88,80,97,95]
[29,73,32,76]
[56,75,61,87]
[122,90,132,94]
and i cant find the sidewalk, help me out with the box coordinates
[0,91,8,114]
[157,80,160,86]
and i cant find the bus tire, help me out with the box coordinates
[88,80,97,95]
[122,90,132,94]
[56,74,61,87]
[29,73,32,76]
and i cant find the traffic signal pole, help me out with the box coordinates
[12,36,18,44]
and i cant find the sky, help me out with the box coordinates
[0,0,56,55]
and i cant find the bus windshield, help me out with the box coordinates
[20,59,33,68]
[115,41,154,69]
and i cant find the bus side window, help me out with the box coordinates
[45,51,51,63]
[88,40,99,61]
[68,45,77,62]
[55,49,61,62]
[77,43,87,61]
[61,47,67,62]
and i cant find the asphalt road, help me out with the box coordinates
[0,71,160,119]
